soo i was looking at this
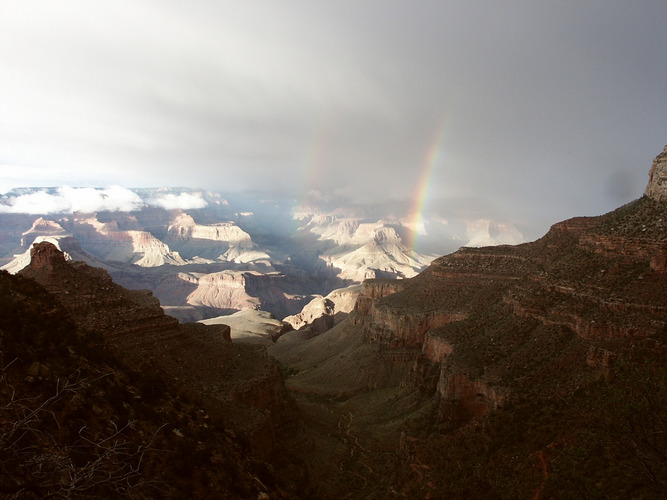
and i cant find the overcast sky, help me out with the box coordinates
[1,1,666,238]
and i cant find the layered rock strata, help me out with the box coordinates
[19,241,297,458]
[350,149,667,425]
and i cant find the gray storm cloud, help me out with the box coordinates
[1,1,666,238]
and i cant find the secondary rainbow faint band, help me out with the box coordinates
[407,115,450,254]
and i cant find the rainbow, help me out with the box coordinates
[407,116,449,254]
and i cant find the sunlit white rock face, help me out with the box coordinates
[319,225,432,281]
[199,309,284,345]
[293,205,525,282]
[283,284,361,332]
[168,213,250,242]
[20,217,68,248]
[68,214,185,267]
[165,212,270,263]
[185,270,261,311]
[294,213,434,281]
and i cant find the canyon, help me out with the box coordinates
[266,146,667,498]
[0,188,524,326]
[0,146,665,498]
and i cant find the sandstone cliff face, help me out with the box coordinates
[438,373,501,422]
[353,279,406,317]
[422,333,453,363]
[186,270,262,310]
[352,303,466,349]
[352,246,529,350]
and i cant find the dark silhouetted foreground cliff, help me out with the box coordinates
[0,242,308,498]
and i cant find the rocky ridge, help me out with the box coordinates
[19,242,299,461]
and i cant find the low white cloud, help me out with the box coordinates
[147,193,208,210]
[59,186,143,212]
[0,186,143,214]
[0,191,72,214]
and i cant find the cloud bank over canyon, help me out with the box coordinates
[0,186,208,214]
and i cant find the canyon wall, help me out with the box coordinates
[349,149,667,426]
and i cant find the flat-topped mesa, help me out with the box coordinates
[645,145,667,202]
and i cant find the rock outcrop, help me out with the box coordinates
[20,217,68,248]
[199,309,288,344]
[28,239,69,271]
[645,145,667,202]
[181,269,312,320]
[283,284,361,333]
[320,225,431,281]
[2,234,106,274]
